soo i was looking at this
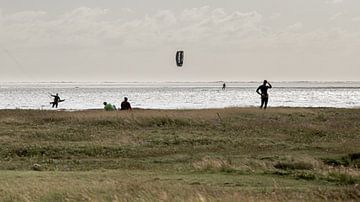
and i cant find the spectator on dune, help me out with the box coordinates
[256,80,272,109]
[121,97,132,111]
[103,102,116,111]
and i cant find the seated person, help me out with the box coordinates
[121,97,132,110]
[103,102,116,111]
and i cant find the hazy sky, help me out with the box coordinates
[0,0,360,82]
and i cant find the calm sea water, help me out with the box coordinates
[0,82,359,110]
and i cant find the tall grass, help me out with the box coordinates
[0,108,359,200]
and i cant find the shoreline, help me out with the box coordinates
[1,106,360,111]
[1,82,360,110]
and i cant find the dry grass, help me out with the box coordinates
[0,107,359,201]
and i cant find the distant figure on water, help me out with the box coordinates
[222,83,226,90]
[50,93,64,108]
[121,97,132,111]
[256,80,272,109]
[103,102,116,111]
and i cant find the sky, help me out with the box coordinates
[0,0,360,82]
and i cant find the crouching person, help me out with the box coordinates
[103,102,116,111]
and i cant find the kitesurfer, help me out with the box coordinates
[256,80,272,109]
[50,93,61,108]
[103,102,116,111]
[121,97,132,111]
[222,83,226,90]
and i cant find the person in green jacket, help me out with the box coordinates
[103,102,116,111]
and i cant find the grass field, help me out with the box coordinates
[0,108,359,201]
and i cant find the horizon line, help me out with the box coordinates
[1,80,360,83]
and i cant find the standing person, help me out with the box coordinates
[121,97,132,111]
[50,93,61,108]
[222,83,226,90]
[256,80,272,109]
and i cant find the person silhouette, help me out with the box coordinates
[121,97,132,111]
[50,93,61,108]
[222,83,226,90]
[256,80,272,109]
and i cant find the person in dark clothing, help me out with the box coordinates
[222,83,226,90]
[50,93,61,108]
[121,97,132,110]
[256,80,272,109]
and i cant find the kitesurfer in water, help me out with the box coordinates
[256,80,272,109]
[121,97,132,111]
[51,93,61,108]
[222,83,226,90]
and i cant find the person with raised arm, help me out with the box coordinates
[256,80,272,109]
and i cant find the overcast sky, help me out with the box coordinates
[0,0,360,82]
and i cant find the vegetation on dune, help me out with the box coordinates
[0,108,359,201]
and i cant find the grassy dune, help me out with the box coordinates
[0,108,359,201]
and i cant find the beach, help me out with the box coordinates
[0,107,359,201]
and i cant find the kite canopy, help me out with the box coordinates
[176,51,184,67]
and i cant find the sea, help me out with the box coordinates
[0,82,359,110]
